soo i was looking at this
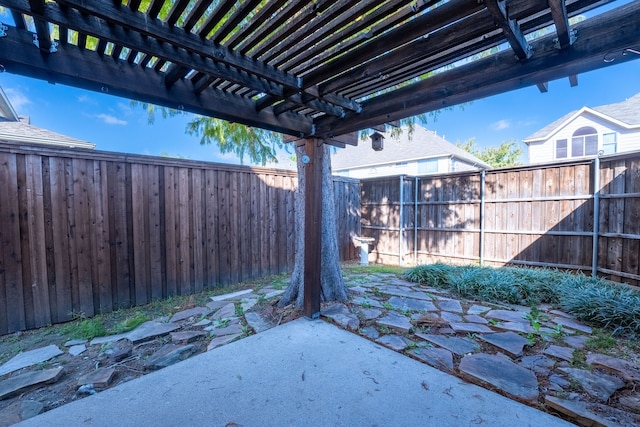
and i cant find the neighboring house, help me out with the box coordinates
[331,125,490,178]
[524,93,640,163]
[0,87,95,150]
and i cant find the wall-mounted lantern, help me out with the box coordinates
[370,132,384,151]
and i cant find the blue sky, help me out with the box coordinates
[2,56,640,167]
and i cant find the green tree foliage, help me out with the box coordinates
[457,138,523,168]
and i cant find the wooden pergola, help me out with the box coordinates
[1,0,639,317]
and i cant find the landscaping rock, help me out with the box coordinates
[0,367,64,400]
[563,335,588,349]
[359,326,380,339]
[491,321,536,334]
[169,307,211,323]
[459,353,539,402]
[387,296,437,312]
[206,320,243,337]
[126,321,180,344]
[586,353,640,382]
[449,322,493,334]
[559,367,625,402]
[207,333,241,351]
[102,340,133,363]
[210,303,237,320]
[485,310,527,323]
[321,303,360,331]
[438,299,463,313]
[64,339,87,347]
[145,344,196,370]
[548,374,571,391]
[206,300,229,312]
[520,355,556,375]
[375,335,412,351]
[0,345,63,377]
[618,393,640,414]
[543,345,574,362]
[77,367,116,390]
[478,332,530,358]
[90,332,129,346]
[414,333,479,356]
[359,308,382,320]
[467,304,491,315]
[0,400,44,425]
[376,312,412,333]
[193,318,212,327]
[551,316,593,334]
[463,315,488,324]
[68,344,86,357]
[211,289,253,301]
[351,296,384,308]
[244,312,276,333]
[439,311,463,323]
[170,331,207,344]
[545,395,618,427]
[408,347,454,371]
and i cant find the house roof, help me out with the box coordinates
[0,118,96,149]
[524,92,640,143]
[331,125,490,171]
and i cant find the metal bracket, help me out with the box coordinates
[554,29,577,50]
[32,35,58,53]
[0,23,8,37]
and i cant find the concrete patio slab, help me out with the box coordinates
[17,319,572,427]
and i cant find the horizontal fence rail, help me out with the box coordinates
[0,144,360,335]
[361,151,640,288]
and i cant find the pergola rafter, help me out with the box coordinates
[0,0,639,317]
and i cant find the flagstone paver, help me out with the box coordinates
[542,345,575,362]
[170,331,207,344]
[126,321,180,344]
[0,367,64,400]
[376,312,412,333]
[210,289,253,301]
[563,335,588,349]
[0,400,44,425]
[359,326,380,339]
[467,304,491,315]
[207,333,242,351]
[414,333,479,355]
[358,308,382,320]
[491,321,536,334]
[449,322,493,334]
[478,332,530,358]
[551,316,593,334]
[321,303,360,331]
[0,345,63,377]
[558,367,625,402]
[463,314,488,324]
[459,353,539,402]
[211,303,237,320]
[485,309,528,323]
[377,286,433,301]
[408,347,454,371]
[69,344,86,357]
[387,296,437,312]
[351,296,384,308]
[375,335,413,351]
[244,312,276,333]
[438,299,463,313]
[519,355,556,375]
[77,367,116,390]
[169,307,212,323]
[545,396,616,427]
[586,353,640,382]
[439,311,462,323]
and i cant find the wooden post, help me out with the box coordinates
[303,138,323,319]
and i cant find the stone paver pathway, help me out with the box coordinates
[322,271,640,427]
[2,271,639,427]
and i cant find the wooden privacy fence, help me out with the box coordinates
[361,151,640,287]
[0,144,360,335]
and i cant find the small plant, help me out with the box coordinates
[526,333,537,346]
[214,318,231,329]
[111,312,149,334]
[551,324,564,339]
[62,314,107,340]
[371,286,382,297]
[377,324,391,335]
[234,302,244,317]
[240,325,252,337]
[382,301,394,310]
[466,332,477,340]
[361,299,372,309]
[585,330,616,351]
[570,349,588,368]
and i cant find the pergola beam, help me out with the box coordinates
[484,0,532,60]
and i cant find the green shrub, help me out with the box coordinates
[405,264,640,335]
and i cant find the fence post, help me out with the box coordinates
[479,169,486,265]
[399,176,404,266]
[414,176,418,264]
[591,155,601,278]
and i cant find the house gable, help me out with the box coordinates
[525,93,640,163]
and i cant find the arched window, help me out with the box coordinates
[571,127,598,157]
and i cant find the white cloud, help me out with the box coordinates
[490,119,510,131]
[4,88,31,112]
[96,113,127,125]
